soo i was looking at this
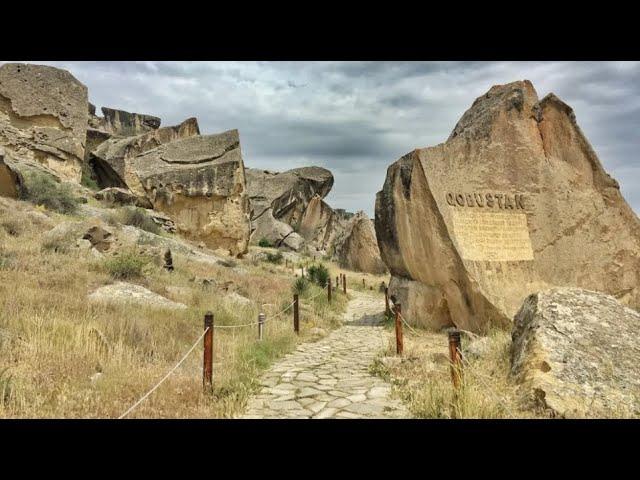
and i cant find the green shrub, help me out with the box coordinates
[103,251,149,279]
[265,251,283,264]
[80,164,99,191]
[307,263,330,287]
[21,172,79,214]
[292,276,309,295]
[112,207,161,235]
[258,237,272,248]
[0,251,16,270]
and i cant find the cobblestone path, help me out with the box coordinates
[240,291,409,419]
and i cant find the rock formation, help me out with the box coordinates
[333,211,387,274]
[0,63,88,182]
[510,287,640,418]
[0,148,23,198]
[375,80,640,332]
[130,129,250,256]
[246,166,333,250]
[298,195,348,252]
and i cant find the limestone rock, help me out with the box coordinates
[510,287,640,418]
[89,117,199,193]
[333,211,387,274]
[88,282,187,310]
[131,129,250,256]
[247,166,333,247]
[0,63,88,182]
[94,187,149,208]
[298,195,351,253]
[375,80,640,332]
[100,107,161,136]
[0,148,23,198]
[252,206,305,251]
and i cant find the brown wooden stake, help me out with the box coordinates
[293,294,299,334]
[328,278,332,303]
[394,303,403,355]
[258,312,265,341]
[343,274,347,294]
[336,276,339,291]
[362,278,365,288]
[385,287,390,317]
[301,266,304,279]
[203,312,214,389]
[448,330,463,390]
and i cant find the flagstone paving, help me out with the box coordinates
[239,291,409,419]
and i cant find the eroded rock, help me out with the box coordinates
[0,63,88,182]
[333,211,387,274]
[510,287,640,418]
[375,80,640,332]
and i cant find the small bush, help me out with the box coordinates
[258,237,272,248]
[21,172,79,214]
[103,251,149,279]
[112,207,161,235]
[292,276,309,295]
[0,251,16,270]
[41,237,71,254]
[80,164,100,191]
[307,263,329,287]
[265,252,283,264]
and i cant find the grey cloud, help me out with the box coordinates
[5,60,639,218]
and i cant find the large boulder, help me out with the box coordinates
[333,211,387,274]
[375,80,640,332]
[510,287,640,418]
[89,117,200,193]
[0,63,88,182]
[298,195,350,252]
[130,129,250,256]
[247,166,333,225]
[100,107,161,136]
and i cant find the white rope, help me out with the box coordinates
[118,327,210,419]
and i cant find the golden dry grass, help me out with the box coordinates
[370,324,542,419]
[0,197,349,418]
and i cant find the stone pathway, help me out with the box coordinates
[240,290,409,419]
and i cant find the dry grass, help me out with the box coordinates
[370,325,541,419]
[0,198,348,418]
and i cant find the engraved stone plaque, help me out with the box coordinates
[451,209,534,261]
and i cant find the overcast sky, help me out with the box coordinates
[21,61,640,217]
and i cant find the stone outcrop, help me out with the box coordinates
[0,148,23,198]
[129,129,250,256]
[333,211,387,274]
[100,107,161,136]
[510,287,640,418]
[246,167,333,249]
[0,63,88,182]
[297,195,357,256]
[375,80,640,332]
[88,282,187,310]
[89,117,199,193]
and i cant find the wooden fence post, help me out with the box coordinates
[203,312,214,389]
[448,330,463,389]
[343,274,347,294]
[362,278,365,288]
[394,303,403,355]
[293,294,299,334]
[385,287,390,317]
[258,312,265,341]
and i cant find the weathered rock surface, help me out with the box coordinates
[0,63,88,182]
[298,195,350,253]
[100,107,161,136]
[89,117,199,193]
[375,80,640,332]
[247,166,333,248]
[510,287,640,418]
[88,282,187,310]
[0,148,23,198]
[94,187,148,207]
[333,211,387,274]
[131,129,250,256]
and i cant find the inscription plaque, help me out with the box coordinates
[451,209,534,261]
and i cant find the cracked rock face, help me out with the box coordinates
[375,80,640,332]
[510,287,640,418]
[332,211,387,275]
[0,63,88,182]
[246,166,333,249]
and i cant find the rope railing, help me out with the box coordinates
[117,280,336,418]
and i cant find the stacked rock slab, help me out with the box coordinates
[246,166,333,250]
[130,129,250,256]
[298,195,348,252]
[0,63,88,183]
[375,80,640,332]
[510,287,640,418]
[333,211,388,275]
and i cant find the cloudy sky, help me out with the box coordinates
[24,61,640,217]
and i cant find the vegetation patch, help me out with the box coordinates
[265,251,283,264]
[258,237,272,248]
[20,172,79,215]
[307,263,329,287]
[103,251,150,279]
[109,206,161,235]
